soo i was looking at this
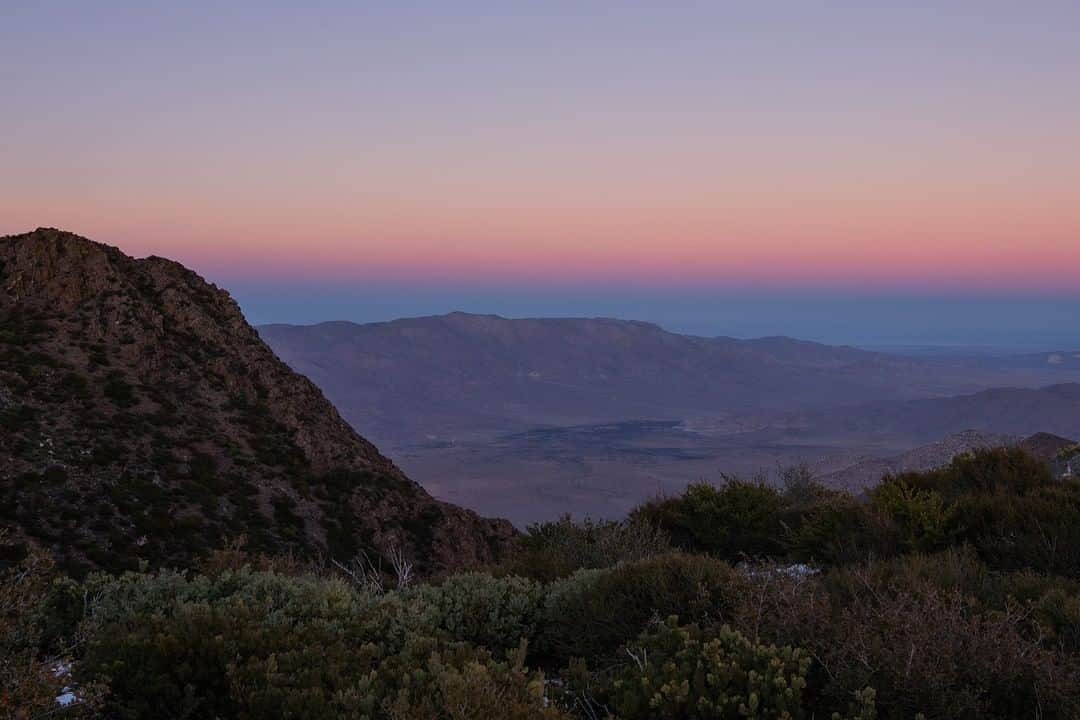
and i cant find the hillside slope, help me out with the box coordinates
[0,229,513,574]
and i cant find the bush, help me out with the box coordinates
[407,572,544,653]
[76,567,562,719]
[24,445,1080,720]
[901,447,1054,499]
[349,637,567,720]
[566,617,876,720]
[983,573,1080,655]
[951,482,1080,575]
[497,515,671,581]
[631,480,784,560]
[0,542,66,717]
[80,566,372,637]
[868,478,952,554]
[1056,444,1080,461]
[609,618,811,718]
[785,449,1080,573]
[733,552,1080,720]
[102,371,138,408]
[784,495,891,566]
[76,568,381,718]
[538,553,746,664]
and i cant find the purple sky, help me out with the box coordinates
[3,3,1078,346]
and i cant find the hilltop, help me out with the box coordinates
[0,229,513,574]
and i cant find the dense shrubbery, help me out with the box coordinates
[589,618,877,720]
[561,618,804,719]
[1,540,67,717]
[627,449,1080,576]
[538,553,744,664]
[735,549,1080,719]
[630,479,785,561]
[494,515,671,581]
[408,573,544,653]
[64,567,563,719]
[6,448,1080,719]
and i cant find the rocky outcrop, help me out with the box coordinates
[0,228,514,575]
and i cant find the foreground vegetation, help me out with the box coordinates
[4,447,1080,719]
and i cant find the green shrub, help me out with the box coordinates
[74,567,563,718]
[576,617,876,720]
[408,572,544,653]
[77,570,564,719]
[785,495,891,566]
[1056,444,1080,461]
[982,573,1080,655]
[785,449,1080,574]
[901,447,1054,499]
[81,567,372,638]
[347,637,567,720]
[631,480,784,560]
[0,542,66,717]
[538,553,746,664]
[949,480,1080,575]
[735,552,1080,720]
[497,515,671,581]
[868,478,952,554]
[102,371,137,408]
[59,370,91,398]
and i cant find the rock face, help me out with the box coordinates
[0,229,514,574]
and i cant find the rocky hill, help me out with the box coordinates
[0,229,514,575]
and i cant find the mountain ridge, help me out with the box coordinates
[0,228,514,574]
[260,313,1080,449]
[259,314,1080,524]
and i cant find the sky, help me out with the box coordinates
[2,2,1079,347]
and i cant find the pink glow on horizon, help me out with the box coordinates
[5,216,1075,293]
[5,141,1077,292]
[4,4,1079,297]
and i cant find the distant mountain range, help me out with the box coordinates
[0,229,513,573]
[4,229,1074,563]
[260,314,1080,524]
[259,313,1080,449]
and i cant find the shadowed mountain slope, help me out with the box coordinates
[0,229,513,574]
